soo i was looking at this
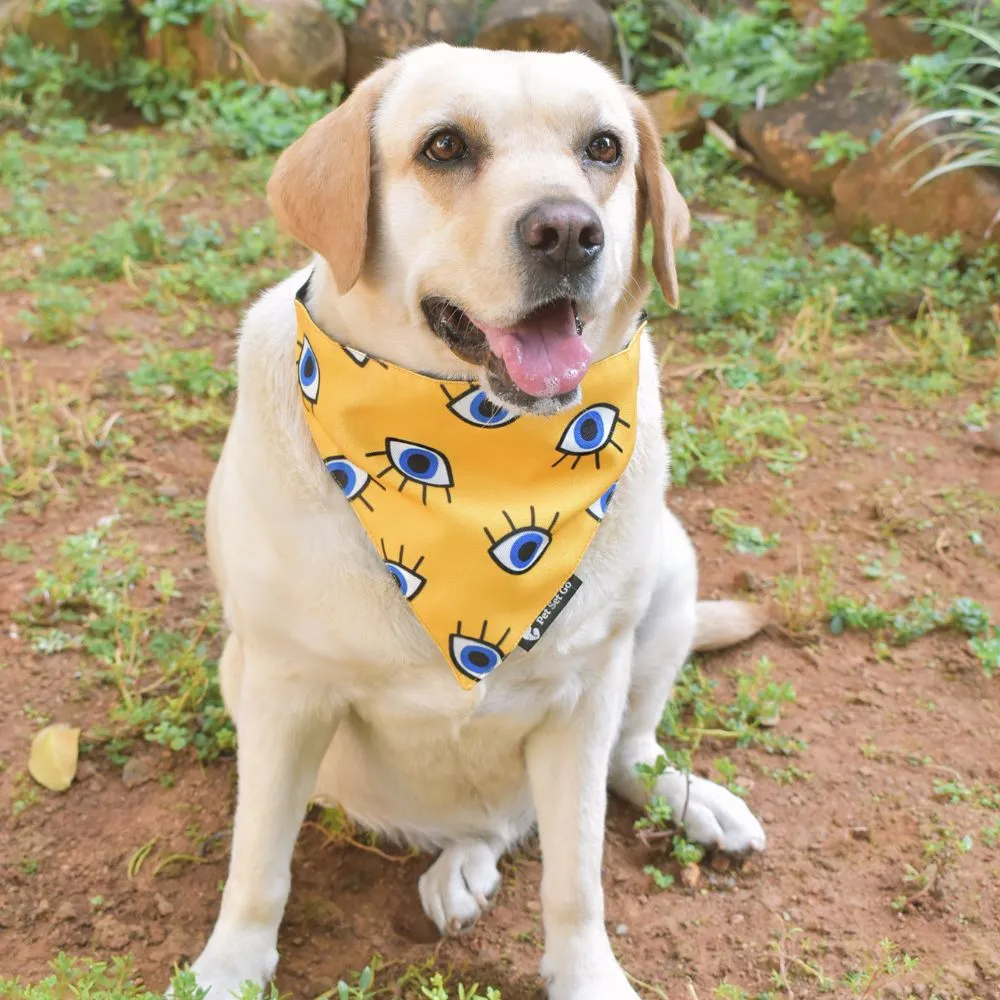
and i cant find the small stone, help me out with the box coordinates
[121,756,155,788]
[156,482,180,498]
[615,923,629,937]
[850,826,872,841]
[679,863,701,890]
[93,914,130,951]
[55,901,77,923]
[709,853,732,873]
[154,894,174,918]
[835,480,856,493]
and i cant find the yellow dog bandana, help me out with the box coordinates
[295,278,642,689]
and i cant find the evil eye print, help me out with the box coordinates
[367,438,455,504]
[342,345,388,369]
[553,404,630,470]
[484,507,559,575]
[324,455,385,512]
[449,621,511,682]
[379,540,426,601]
[297,334,320,404]
[442,385,518,429]
[586,482,618,522]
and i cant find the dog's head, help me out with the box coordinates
[268,43,689,415]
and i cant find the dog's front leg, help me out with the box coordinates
[184,646,341,996]
[525,636,640,1000]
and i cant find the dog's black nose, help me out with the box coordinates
[517,199,604,275]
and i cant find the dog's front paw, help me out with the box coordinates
[419,841,501,935]
[545,959,639,1000]
[169,932,279,999]
[542,938,640,1000]
[675,774,766,856]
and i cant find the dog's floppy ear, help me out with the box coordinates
[267,66,395,294]
[626,91,691,309]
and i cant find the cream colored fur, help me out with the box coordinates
[181,44,767,1000]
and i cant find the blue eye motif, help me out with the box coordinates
[297,334,320,404]
[586,482,618,522]
[484,508,559,575]
[380,540,426,601]
[449,621,511,682]
[553,404,629,470]
[324,455,385,512]
[442,385,518,428]
[367,438,454,504]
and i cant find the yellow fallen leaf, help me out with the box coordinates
[28,723,80,792]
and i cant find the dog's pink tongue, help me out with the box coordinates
[477,299,591,398]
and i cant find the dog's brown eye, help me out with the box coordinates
[424,130,468,163]
[586,134,620,165]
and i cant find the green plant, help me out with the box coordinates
[828,593,1000,677]
[0,955,272,999]
[139,0,217,33]
[38,0,126,29]
[655,0,872,114]
[896,18,1000,189]
[319,0,367,25]
[20,524,234,760]
[710,507,781,555]
[18,285,92,344]
[808,129,870,167]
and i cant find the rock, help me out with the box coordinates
[121,755,155,788]
[860,6,936,60]
[0,0,141,72]
[644,89,702,137]
[136,10,244,83]
[237,0,346,89]
[614,923,629,936]
[738,60,907,201]
[154,893,174,917]
[476,0,617,72]
[344,0,477,89]
[92,914,130,951]
[832,104,1000,252]
[787,0,825,26]
[679,862,700,889]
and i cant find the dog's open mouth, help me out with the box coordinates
[421,296,591,406]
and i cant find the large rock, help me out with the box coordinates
[0,0,140,71]
[860,6,936,60]
[344,0,477,88]
[238,0,346,89]
[131,1,243,83]
[475,0,617,72]
[644,88,702,136]
[832,105,1000,252]
[738,60,908,201]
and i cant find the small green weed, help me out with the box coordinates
[0,954,273,999]
[710,507,781,555]
[828,594,1000,677]
[19,523,233,760]
[808,129,869,167]
[663,656,802,753]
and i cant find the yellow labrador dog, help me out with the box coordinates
[186,43,767,999]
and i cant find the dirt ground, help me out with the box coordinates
[1,127,999,1000]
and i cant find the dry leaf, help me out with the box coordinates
[28,723,80,792]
